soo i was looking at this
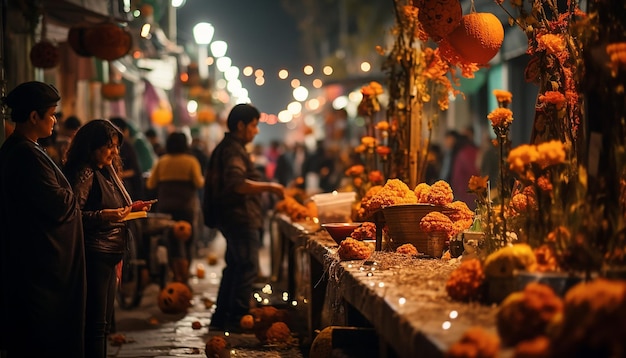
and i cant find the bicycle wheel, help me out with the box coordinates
[117,233,145,310]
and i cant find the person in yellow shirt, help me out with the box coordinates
[146,131,205,284]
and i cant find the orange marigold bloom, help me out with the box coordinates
[375,121,390,131]
[493,89,513,105]
[419,211,454,237]
[376,145,391,156]
[539,91,566,110]
[536,140,566,168]
[487,108,514,128]
[538,33,566,55]
[361,136,376,147]
[368,170,385,185]
[369,81,383,95]
[354,144,367,154]
[536,175,553,192]
[345,164,365,177]
[508,144,539,174]
[428,180,454,206]
[468,175,489,192]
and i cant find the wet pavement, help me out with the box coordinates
[109,234,306,358]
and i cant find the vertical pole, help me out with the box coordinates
[0,0,7,145]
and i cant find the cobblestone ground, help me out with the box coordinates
[109,234,305,358]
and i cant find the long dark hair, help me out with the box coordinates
[63,119,124,177]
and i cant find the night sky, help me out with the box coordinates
[176,0,304,115]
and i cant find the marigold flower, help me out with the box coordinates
[487,108,514,128]
[536,175,553,192]
[361,136,377,147]
[539,91,566,110]
[375,121,390,131]
[419,211,455,238]
[468,175,489,192]
[376,145,391,156]
[354,144,367,154]
[536,140,566,168]
[368,170,385,185]
[493,89,513,105]
[345,164,365,177]
[538,33,566,55]
[508,144,539,173]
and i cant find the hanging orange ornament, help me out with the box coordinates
[84,22,132,61]
[415,0,463,41]
[151,107,173,126]
[445,12,504,65]
[29,40,60,69]
[101,82,126,101]
[68,26,92,57]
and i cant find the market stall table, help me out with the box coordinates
[271,214,502,358]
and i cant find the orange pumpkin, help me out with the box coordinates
[205,336,229,357]
[157,282,192,314]
[240,314,255,330]
[415,0,462,41]
[29,41,60,69]
[101,82,126,101]
[68,26,92,57]
[84,22,132,61]
[172,220,192,241]
[445,12,504,65]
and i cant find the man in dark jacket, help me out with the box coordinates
[0,81,86,357]
[203,104,285,331]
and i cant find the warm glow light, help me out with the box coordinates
[242,66,253,76]
[332,95,348,109]
[187,100,198,113]
[398,297,407,305]
[140,23,151,38]
[180,73,188,82]
[287,101,302,115]
[226,79,242,93]
[349,90,363,102]
[442,321,452,330]
[293,86,308,102]
[306,98,320,111]
[278,69,289,79]
[210,40,228,57]
[255,77,265,86]
[290,79,300,88]
[278,110,293,123]
[254,69,264,77]
[323,65,333,75]
[193,22,214,45]
[205,57,214,66]
[224,66,240,81]
[312,79,323,88]
[360,61,372,72]
[171,0,185,8]
[216,57,232,72]
[303,65,313,75]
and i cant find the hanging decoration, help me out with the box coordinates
[414,0,462,41]
[67,25,92,57]
[101,82,126,101]
[444,12,504,65]
[84,22,133,61]
[29,14,59,69]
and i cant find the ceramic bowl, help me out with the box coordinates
[321,222,363,244]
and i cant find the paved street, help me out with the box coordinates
[109,233,305,358]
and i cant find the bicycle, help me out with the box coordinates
[117,213,175,310]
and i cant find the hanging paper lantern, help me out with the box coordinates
[415,0,462,41]
[84,22,132,61]
[29,41,60,69]
[157,282,192,314]
[101,82,126,101]
[197,108,216,124]
[445,12,504,65]
[151,107,173,126]
[68,26,92,57]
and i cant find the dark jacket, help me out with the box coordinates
[203,133,263,230]
[69,165,131,254]
[0,134,86,357]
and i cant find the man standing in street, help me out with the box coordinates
[203,104,285,331]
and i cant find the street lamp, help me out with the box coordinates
[210,40,228,58]
[193,22,214,79]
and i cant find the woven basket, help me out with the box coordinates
[382,203,455,255]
